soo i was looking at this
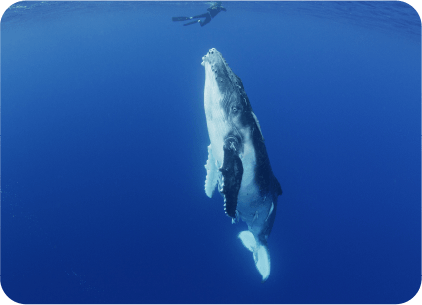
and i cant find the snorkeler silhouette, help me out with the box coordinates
[172,2,227,27]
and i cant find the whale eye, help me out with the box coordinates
[232,106,238,113]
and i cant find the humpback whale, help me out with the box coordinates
[201,48,282,282]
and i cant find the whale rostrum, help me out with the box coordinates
[202,48,282,282]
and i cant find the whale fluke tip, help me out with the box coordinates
[238,231,271,282]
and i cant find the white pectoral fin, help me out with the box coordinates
[238,230,271,282]
[204,144,218,198]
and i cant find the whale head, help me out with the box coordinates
[201,48,235,93]
[202,48,256,160]
[201,48,251,112]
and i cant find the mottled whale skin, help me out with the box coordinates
[202,48,282,282]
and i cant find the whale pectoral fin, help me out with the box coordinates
[204,144,218,198]
[219,141,243,218]
[238,231,271,282]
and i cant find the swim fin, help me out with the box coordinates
[172,16,191,22]
[183,20,200,26]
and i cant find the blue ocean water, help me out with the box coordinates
[1,1,420,303]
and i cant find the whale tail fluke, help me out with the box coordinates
[238,231,271,282]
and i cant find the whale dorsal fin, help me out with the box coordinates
[205,144,218,198]
[251,111,264,141]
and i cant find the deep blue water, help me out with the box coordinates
[1,1,421,304]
